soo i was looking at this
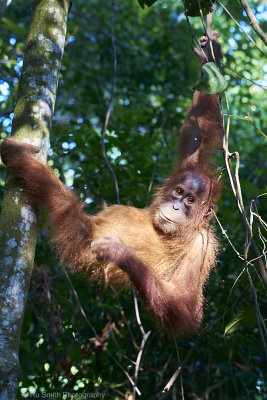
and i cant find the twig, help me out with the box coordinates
[239,0,267,46]
[133,330,151,400]
[243,236,267,359]
[63,267,141,395]
[163,262,262,393]
[217,0,266,57]
[221,90,267,357]
[133,289,145,336]
[181,0,207,61]
[174,338,185,400]
[162,338,201,393]
[222,92,267,286]
[222,62,267,90]
[132,289,151,399]
[101,0,120,204]
[213,212,243,260]
[157,350,175,387]
[214,211,266,282]
[204,378,229,400]
[111,286,139,350]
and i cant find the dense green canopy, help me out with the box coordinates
[0,0,266,398]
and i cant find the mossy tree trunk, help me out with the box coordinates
[0,0,70,398]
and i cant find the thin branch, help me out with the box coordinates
[239,0,267,46]
[162,279,256,393]
[63,267,141,396]
[133,330,151,400]
[174,338,185,400]
[101,0,120,204]
[162,338,200,393]
[181,0,208,61]
[222,92,267,286]
[243,238,267,359]
[132,289,151,400]
[214,211,267,292]
[204,378,229,400]
[217,0,266,57]
[214,210,267,279]
[222,63,267,90]
[213,212,243,260]
[221,92,267,356]
[111,286,139,350]
[133,289,145,336]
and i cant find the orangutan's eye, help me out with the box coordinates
[187,196,194,204]
[175,188,183,196]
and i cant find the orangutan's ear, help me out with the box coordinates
[204,206,213,218]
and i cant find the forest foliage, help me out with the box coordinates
[0,0,266,398]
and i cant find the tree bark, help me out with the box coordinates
[239,0,267,47]
[0,0,70,398]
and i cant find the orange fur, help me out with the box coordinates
[0,33,223,335]
[0,137,220,335]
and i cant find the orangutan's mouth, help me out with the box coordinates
[160,212,174,223]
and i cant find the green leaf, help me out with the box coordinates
[2,17,27,36]
[185,0,215,16]
[194,62,228,94]
[138,0,158,9]
[138,0,145,8]
[224,308,257,335]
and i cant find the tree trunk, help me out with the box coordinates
[0,0,70,398]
